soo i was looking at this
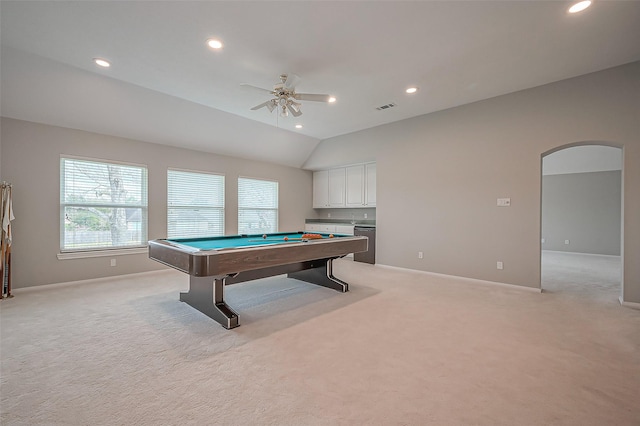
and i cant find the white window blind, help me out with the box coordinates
[238,177,278,234]
[60,157,148,251]
[168,169,225,238]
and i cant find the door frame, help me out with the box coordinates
[540,141,624,298]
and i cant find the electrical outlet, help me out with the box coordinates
[364,213,368,219]
[541,238,545,243]
[327,213,331,218]
[110,259,116,267]
[497,261,503,270]
[565,239,570,245]
[418,251,423,259]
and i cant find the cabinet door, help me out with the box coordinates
[321,224,337,233]
[345,165,365,207]
[335,225,355,235]
[365,163,377,207]
[313,170,329,208]
[328,168,345,207]
[307,223,336,233]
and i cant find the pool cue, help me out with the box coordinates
[0,238,5,299]
[5,245,11,298]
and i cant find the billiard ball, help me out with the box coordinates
[329,234,334,238]
[262,234,267,239]
[284,237,289,241]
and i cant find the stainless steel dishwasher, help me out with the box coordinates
[354,225,376,264]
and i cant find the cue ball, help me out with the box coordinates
[284,237,289,241]
[262,234,267,239]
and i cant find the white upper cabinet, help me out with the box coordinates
[365,162,376,207]
[312,170,329,208]
[328,168,346,207]
[346,163,376,207]
[313,163,376,209]
[346,165,365,207]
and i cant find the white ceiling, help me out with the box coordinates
[1,1,639,168]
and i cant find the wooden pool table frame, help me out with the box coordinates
[148,234,368,329]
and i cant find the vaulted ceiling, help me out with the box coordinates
[2,1,639,168]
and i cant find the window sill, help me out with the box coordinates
[57,246,148,260]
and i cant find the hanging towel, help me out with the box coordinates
[2,187,14,245]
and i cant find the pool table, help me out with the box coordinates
[148,232,368,329]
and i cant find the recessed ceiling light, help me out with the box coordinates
[406,87,418,94]
[295,124,303,129]
[568,1,591,13]
[206,38,223,49]
[93,58,111,68]
[328,97,337,103]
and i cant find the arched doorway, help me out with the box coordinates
[540,143,623,303]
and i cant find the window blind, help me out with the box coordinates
[60,157,148,251]
[168,169,225,238]
[238,177,278,234]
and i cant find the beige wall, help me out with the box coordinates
[305,61,640,303]
[542,171,621,255]
[0,118,314,288]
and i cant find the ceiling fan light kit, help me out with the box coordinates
[242,74,333,118]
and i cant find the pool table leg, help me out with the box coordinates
[288,258,349,293]
[180,276,240,329]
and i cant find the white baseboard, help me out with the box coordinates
[542,250,621,258]
[12,269,176,294]
[376,264,542,293]
[619,296,640,310]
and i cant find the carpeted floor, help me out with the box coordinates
[1,253,639,425]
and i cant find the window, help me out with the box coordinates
[60,157,148,252]
[238,177,278,234]
[168,169,224,238]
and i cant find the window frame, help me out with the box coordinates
[237,176,279,235]
[167,168,225,239]
[59,155,148,256]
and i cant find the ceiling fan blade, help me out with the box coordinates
[240,83,274,95]
[287,104,302,117]
[266,101,276,112]
[251,100,274,111]
[284,73,301,90]
[293,93,331,102]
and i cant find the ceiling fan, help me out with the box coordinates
[241,74,333,118]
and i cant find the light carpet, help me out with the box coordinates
[1,254,639,425]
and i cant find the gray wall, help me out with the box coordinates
[304,61,640,304]
[0,118,314,288]
[542,171,621,255]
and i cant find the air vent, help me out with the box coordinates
[376,103,397,111]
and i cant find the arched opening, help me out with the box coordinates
[540,143,623,303]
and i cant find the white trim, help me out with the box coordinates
[57,247,148,260]
[377,263,542,293]
[168,166,225,178]
[619,296,640,310]
[12,269,176,293]
[542,250,621,258]
[60,153,148,168]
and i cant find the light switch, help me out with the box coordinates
[497,198,511,207]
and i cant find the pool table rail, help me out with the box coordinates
[148,235,368,277]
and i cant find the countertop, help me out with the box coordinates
[305,219,376,227]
